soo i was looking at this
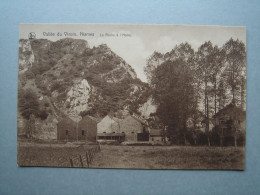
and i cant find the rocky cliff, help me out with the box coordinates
[18,38,156,139]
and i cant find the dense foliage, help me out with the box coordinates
[145,39,246,146]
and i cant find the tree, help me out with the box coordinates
[24,114,36,139]
[19,88,39,120]
[151,59,196,144]
[222,38,246,106]
[222,39,246,146]
[144,51,164,83]
[195,41,215,146]
[209,46,225,115]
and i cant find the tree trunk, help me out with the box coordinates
[214,77,217,115]
[204,77,211,146]
[240,77,245,109]
[184,134,187,145]
[206,96,211,146]
[232,68,236,105]
[220,127,224,147]
[234,134,237,147]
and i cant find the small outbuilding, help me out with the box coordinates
[57,116,77,141]
[97,115,121,134]
[212,103,246,146]
[77,116,99,142]
[149,129,168,143]
[97,115,123,141]
[120,115,149,142]
[213,103,246,134]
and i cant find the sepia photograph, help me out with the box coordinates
[17,24,246,170]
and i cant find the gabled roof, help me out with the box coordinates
[213,103,246,119]
[57,116,76,124]
[84,115,101,123]
[105,115,122,123]
[130,115,147,125]
[113,117,123,123]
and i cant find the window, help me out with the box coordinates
[82,130,85,136]
[65,130,69,135]
[103,132,106,134]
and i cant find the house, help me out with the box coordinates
[97,115,124,141]
[97,115,122,134]
[119,115,149,142]
[213,103,246,134]
[57,116,77,141]
[149,129,168,143]
[77,116,99,142]
[212,103,246,146]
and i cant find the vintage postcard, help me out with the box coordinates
[17,24,246,169]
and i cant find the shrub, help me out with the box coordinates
[57,92,67,102]
[38,110,48,120]
[24,70,35,80]
[19,88,40,120]
[44,102,50,107]
[51,81,62,92]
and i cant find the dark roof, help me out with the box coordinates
[83,115,101,123]
[130,115,147,125]
[213,103,246,118]
[57,116,76,124]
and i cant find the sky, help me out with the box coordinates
[20,24,246,82]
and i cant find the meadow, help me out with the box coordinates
[18,142,245,170]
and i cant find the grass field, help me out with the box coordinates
[17,142,245,170]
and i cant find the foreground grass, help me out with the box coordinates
[18,143,245,170]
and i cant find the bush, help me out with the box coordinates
[44,102,50,107]
[18,88,40,120]
[51,81,62,92]
[38,63,51,74]
[84,49,94,56]
[38,110,48,120]
[24,70,35,80]
[57,92,67,101]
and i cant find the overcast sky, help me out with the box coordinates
[20,24,246,82]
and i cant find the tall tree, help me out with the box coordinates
[24,114,36,139]
[195,41,215,146]
[222,38,246,105]
[222,38,246,146]
[18,88,39,120]
[144,51,164,83]
[151,59,196,144]
[209,46,225,115]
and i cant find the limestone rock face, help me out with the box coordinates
[19,39,34,73]
[66,79,92,120]
[138,97,157,119]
